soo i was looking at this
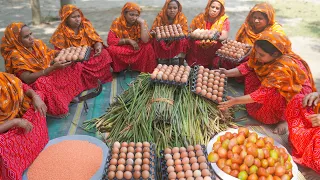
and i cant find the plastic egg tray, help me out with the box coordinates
[102,142,157,180]
[190,66,228,104]
[155,24,186,41]
[216,40,252,63]
[188,30,221,41]
[150,65,191,87]
[159,145,216,180]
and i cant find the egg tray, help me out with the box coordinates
[190,66,228,104]
[216,44,253,63]
[155,35,186,42]
[74,47,91,62]
[159,145,216,180]
[188,31,221,41]
[102,143,157,180]
[150,75,190,87]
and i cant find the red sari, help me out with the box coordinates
[151,0,189,60]
[236,31,315,124]
[187,0,230,68]
[50,4,112,83]
[107,2,156,73]
[1,22,95,117]
[286,95,320,174]
[0,73,48,180]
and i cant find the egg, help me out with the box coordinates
[167,166,175,173]
[213,80,219,85]
[220,78,225,83]
[142,164,150,171]
[192,163,200,171]
[202,77,208,81]
[123,171,132,180]
[218,87,224,92]
[198,156,206,163]
[207,87,213,93]
[134,165,141,171]
[175,76,181,82]
[212,90,218,95]
[189,151,196,158]
[143,158,150,165]
[135,158,142,165]
[206,93,212,99]
[110,158,117,165]
[196,150,204,157]
[185,170,193,178]
[168,172,177,179]
[125,164,133,171]
[66,55,72,61]
[143,152,150,158]
[135,152,142,159]
[126,158,134,165]
[142,170,150,179]
[109,165,116,171]
[196,87,202,94]
[167,159,174,166]
[200,162,208,170]
[219,82,224,87]
[143,142,150,147]
[168,74,175,81]
[183,164,191,171]
[164,148,172,154]
[201,89,207,96]
[111,153,118,159]
[117,164,125,171]
[118,158,126,165]
[187,145,194,152]
[108,171,116,179]
[175,165,183,172]
[135,147,142,153]
[211,95,218,101]
[120,147,127,153]
[218,92,223,97]
[175,159,182,165]
[201,169,211,176]
[182,157,190,164]
[190,157,197,164]
[177,171,185,179]
[217,97,223,102]
[180,151,188,158]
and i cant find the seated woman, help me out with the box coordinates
[0,72,48,180]
[1,22,101,118]
[50,4,112,83]
[151,0,188,65]
[187,0,229,68]
[218,31,316,135]
[285,92,320,174]
[213,2,285,69]
[107,2,156,73]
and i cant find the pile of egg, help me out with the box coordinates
[190,29,218,40]
[107,142,153,179]
[217,40,251,60]
[163,145,212,179]
[194,66,226,103]
[54,46,88,63]
[150,64,191,84]
[155,24,185,39]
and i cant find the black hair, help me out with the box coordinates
[255,40,282,56]
[169,0,180,8]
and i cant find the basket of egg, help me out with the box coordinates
[54,46,91,63]
[216,40,252,64]
[150,64,191,87]
[206,128,298,180]
[160,145,216,180]
[155,24,185,41]
[104,141,157,180]
[189,29,220,41]
[191,66,227,104]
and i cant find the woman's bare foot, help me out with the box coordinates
[272,121,288,135]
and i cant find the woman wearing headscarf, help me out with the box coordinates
[187,0,230,68]
[1,22,101,118]
[50,4,112,83]
[151,0,188,65]
[107,2,156,73]
[0,72,48,180]
[213,3,285,69]
[218,31,316,135]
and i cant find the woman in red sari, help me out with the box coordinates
[285,92,320,174]
[0,72,48,180]
[187,0,230,68]
[107,2,156,73]
[50,4,112,83]
[218,31,316,135]
[151,0,188,65]
[1,22,101,118]
[213,2,285,69]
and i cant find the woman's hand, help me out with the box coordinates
[128,39,140,50]
[136,17,145,25]
[94,42,103,56]
[219,68,231,77]
[218,96,237,111]
[303,92,320,107]
[307,114,320,127]
[32,95,47,117]
[15,118,33,133]
[52,61,72,70]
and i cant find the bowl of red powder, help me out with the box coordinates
[22,135,109,180]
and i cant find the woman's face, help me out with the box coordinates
[167,1,179,20]
[124,10,139,25]
[254,45,277,63]
[208,1,221,18]
[251,12,268,32]
[20,26,34,49]
[67,11,81,29]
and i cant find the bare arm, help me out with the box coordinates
[25,88,47,117]
[0,118,33,134]
[218,95,254,110]
[219,68,242,78]
[137,17,150,43]
[218,30,228,41]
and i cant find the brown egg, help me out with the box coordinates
[111,153,118,159]
[201,169,211,177]
[175,165,183,172]
[196,87,202,94]
[143,152,150,158]
[218,87,224,92]
[181,77,188,83]
[177,171,185,179]
[192,163,200,171]
[117,164,125,171]
[217,97,223,102]
[142,170,150,179]
[200,162,208,170]
[143,158,150,165]
[189,151,196,158]
[198,156,206,163]
[218,92,223,97]
[133,171,141,179]
[207,87,213,93]
[108,171,116,179]
[109,165,117,171]
[185,170,193,178]
[66,55,72,61]
[134,165,141,171]
[183,164,191,171]
[211,95,218,101]
[175,76,181,82]
[79,54,85,60]
[72,55,78,61]
[168,172,177,179]
[168,74,175,81]
[206,93,212,99]
[212,90,218,95]
[142,164,150,171]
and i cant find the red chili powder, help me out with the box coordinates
[27,140,103,180]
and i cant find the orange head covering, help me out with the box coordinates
[1,22,55,74]
[50,4,103,49]
[235,2,285,45]
[248,31,316,101]
[110,2,149,41]
[190,0,228,31]
[151,0,188,34]
[0,72,31,122]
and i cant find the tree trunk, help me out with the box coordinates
[30,0,42,25]
[60,0,75,7]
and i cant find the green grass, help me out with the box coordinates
[254,0,320,38]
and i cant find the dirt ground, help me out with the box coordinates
[0,0,319,89]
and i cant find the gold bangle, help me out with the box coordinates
[42,69,46,76]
